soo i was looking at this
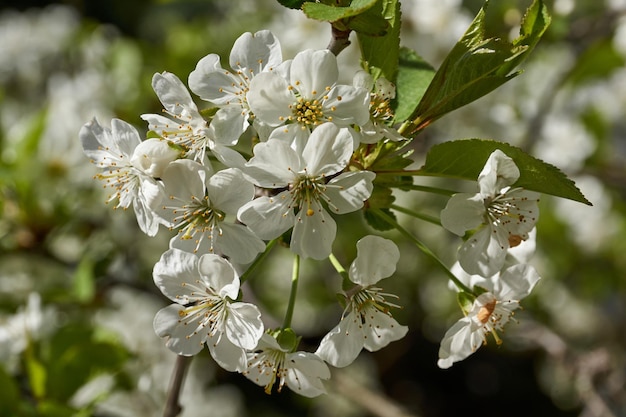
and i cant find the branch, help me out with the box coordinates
[327,25,352,56]
[163,355,193,417]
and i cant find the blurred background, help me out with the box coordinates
[0,0,625,416]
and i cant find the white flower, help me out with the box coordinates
[141,72,245,168]
[246,49,370,153]
[352,71,405,144]
[437,263,541,369]
[243,333,330,397]
[440,149,540,276]
[315,235,408,367]
[0,293,56,368]
[237,123,375,260]
[153,249,264,372]
[153,159,265,264]
[80,118,177,236]
[188,30,282,143]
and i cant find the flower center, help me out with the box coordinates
[290,97,325,128]
[164,194,226,253]
[289,173,327,216]
[476,299,497,324]
[95,166,140,208]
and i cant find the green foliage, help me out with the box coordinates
[403,0,551,135]
[418,139,591,205]
[302,0,389,35]
[275,0,307,9]
[392,47,435,122]
[357,0,401,81]
[363,207,396,231]
[564,39,625,86]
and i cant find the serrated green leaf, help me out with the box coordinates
[418,139,591,205]
[392,47,435,122]
[367,185,395,208]
[363,207,396,231]
[357,0,400,82]
[302,0,378,22]
[404,0,551,135]
[346,8,388,36]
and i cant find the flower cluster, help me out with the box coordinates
[80,28,546,395]
[437,150,542,368]
[80,30,407,397]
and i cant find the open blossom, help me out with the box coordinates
[246,48,370,153]
[243,333,330,397]
[237,123,375,260]
[153,249,264,372]
[437,263,541,369]
[152,159,265,264]
[141,72,245,168]
[80,118,178,236]
[188,30,283,144]
[352,71,405,144]
[440,149,540,276]
[316,235,408,367]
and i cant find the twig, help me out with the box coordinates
[163,355,193,417]
[327,25,352,56]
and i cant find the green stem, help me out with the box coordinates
[329,252,351,290]
[391,183,457,196]
[240,239,278,284]
[390,204,441,226]
[371,208,473,294]
[282,254,300,330]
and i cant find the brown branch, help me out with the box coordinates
[327,25,352,56]
[163,355,193,417]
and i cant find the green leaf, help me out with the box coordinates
[363,207,395,231]
[392,47,435,122]
[275,0,307,9]
[26,354,47,399]
[357,0,400,82]
[0,366,20,414]
[302,0,378,22]
[564,39,625,86]
[405,0,551,135]
[346,6,389,36]
[418,139,591,205]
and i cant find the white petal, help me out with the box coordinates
[213,223,266,264]
[197,254,240,300]
[325,171,375,214]
[323,84,370,126]
[207,332,247,372]
[152,72,199,117]
[437,317,484,369]
[315,312,364,368]
[206,168,254,214]
[362,306,408,352]
[285,352,331,397]
[458,225,508,277]
[229,30,282,73]
[291,204,336,260]
[188,54,236,104]
[290,49,337,98]
[211,144,247,169]
[247,72,294,126]
[154,304,207,356]
[478,149,520,196]
[440,193,485,236]
[267,123,311,155]
[244,140,300,187]
[237,193,295,240]
[209,106,249,145]
[130,138,179,177]
[224,302,264,350]
[153,249,202,303]
[133,179,164,237]
[494,263,541,300]
[349,235,400,286]
[302,123,352,176]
